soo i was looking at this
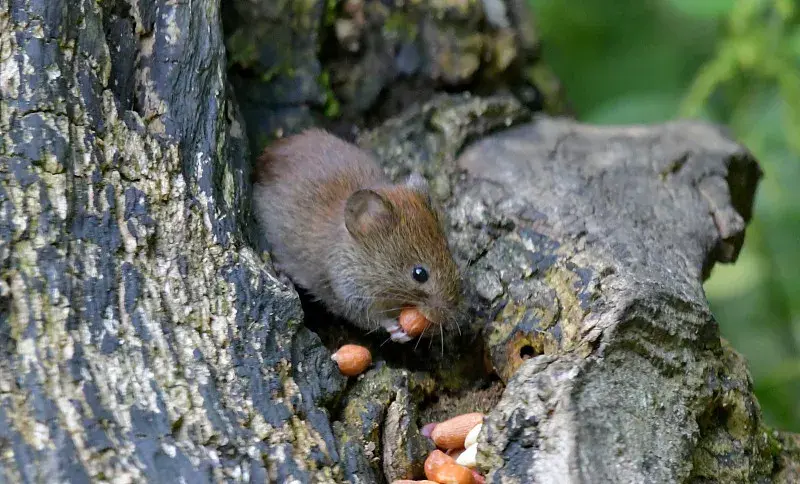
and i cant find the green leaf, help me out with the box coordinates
[584,92,682,124]
[667,0,736,19]
[790,28,800,57]
[679,45,738,117]
[704,249,767,299]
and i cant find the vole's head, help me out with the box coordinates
[343,173,462,336]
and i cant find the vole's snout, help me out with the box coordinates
[420,301,456,330]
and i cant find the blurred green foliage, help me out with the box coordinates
[529,0,800,431]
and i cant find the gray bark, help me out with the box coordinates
[1,1,798,484]
[358,97,800,483]
[1,0,341,482]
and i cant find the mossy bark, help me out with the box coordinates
[1,0,797,483]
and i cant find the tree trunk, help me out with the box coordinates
[0,1,797,484]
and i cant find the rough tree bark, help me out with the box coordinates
[0,1,797,484]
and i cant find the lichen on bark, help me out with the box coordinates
[1,0,341,482]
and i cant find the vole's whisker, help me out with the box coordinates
[346,295,381,302]
[370,287,424,298]
[414,323,429,350]
[440,324,445,357]
[363,307,380,335]
[371,307,407,315]
[371,292,419,303]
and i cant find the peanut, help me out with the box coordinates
[399,307,430,337]
[430,463,474,484]
[446,448,465,460]
[464,423,482,448]
[431,413,484,450]
[455,443,477,468]
[424,450,474,484]
[424,450,454,479]
[421,422,438,438]
[331,344,372,376]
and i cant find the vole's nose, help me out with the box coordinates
[426,302,451,325]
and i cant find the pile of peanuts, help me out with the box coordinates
[330,311,486,483]
[394,412,485,484]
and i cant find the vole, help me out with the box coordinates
[252,128,462,343]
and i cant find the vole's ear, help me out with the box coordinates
[345,189,397,239]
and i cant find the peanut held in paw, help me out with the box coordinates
[331,344,372,376]
[252,129,462,345]
[399,307,431,337]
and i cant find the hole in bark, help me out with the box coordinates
[519,345,535,359]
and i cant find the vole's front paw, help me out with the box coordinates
[389,328,412,343]
[381,320,412,343]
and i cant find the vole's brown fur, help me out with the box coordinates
[252,128,462,343]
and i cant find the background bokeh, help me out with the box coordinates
[528,0,800,431]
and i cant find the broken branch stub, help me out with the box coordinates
[447,117,787,482]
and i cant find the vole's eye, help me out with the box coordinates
[411,265,429,283]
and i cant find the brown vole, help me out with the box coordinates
[252,128,461,343]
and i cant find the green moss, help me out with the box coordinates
[383,12,418,40]
[260,64,284,83]
[286,317,303,332]
[323,0,338,27]
[324,99,341,118]
[432,362,473,392]
[486,30,517,76]
[721,392,755,441]
[524,64,568,114]
[544,266,588,347]
[226,30,261,69]
[318,71,341,118]
[691,448,721,479]
[486,300,526,347]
